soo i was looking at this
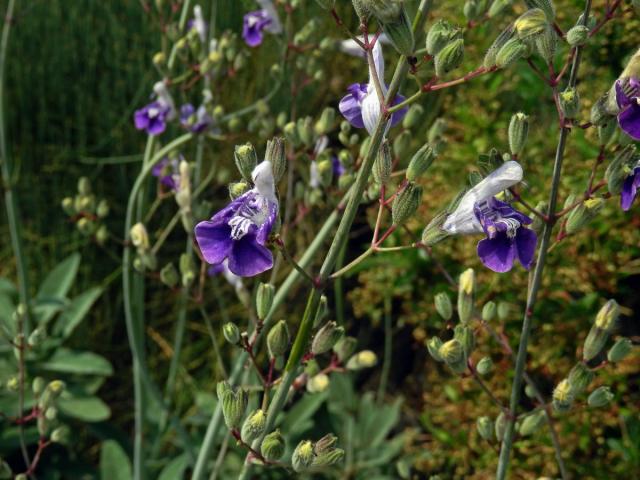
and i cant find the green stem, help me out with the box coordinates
[377,293,392,402]
[495,2,591,478]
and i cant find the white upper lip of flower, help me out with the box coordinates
[251,160,278,204]
[153,81,176,119]
[362,41,388,136]
[442,161,524,235]
[193,5,207,43]
[257,0,282,34]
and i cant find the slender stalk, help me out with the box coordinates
[495,2,592,478]
[377,293,392,402]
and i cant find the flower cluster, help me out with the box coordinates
[242,0,282,47]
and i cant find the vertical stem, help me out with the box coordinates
[495,3,592,479]
[377,293,392,402]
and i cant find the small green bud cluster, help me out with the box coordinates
[392,182,423,226]
[368,0,414,56]
[131,223,157,272]
[61,176,110,245]
[217,381,248,429]
[267,320,290,359]
[606,145,637,196]
[508,113,529,156]
[34,380,66,437]
[256,283,275,320]
[583,299,619,361]
[179,253,195,287]
[292,434,345,472]
[312,321,345,355]
[346,350,378,370]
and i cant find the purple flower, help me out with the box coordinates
[134,82,176,136]
[242,0,281,47]
[615,77,640,140]
[621,165,640,211]
[338,40,407,135]
[180,104,214,133]
[332,156,345,177]
[443,161,538,273]
[195,161,279,277]
[152,156,180,190]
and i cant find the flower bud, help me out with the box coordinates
[588,386,614,408]
[518,410,546,436]
[160,263,179,288]
[464,0,481,21]
[61,197,75,216]
[434,292,453,321]
[552,378,575,412]
[525,384,536,398]
[406,144,436,181]
[426,20,460,56]
[434,38,464,77]
[315,108,336,136]
[346,350,377,370]
[223,322,241,345]
[515,9,548,39]
[333,335,357,362]
[297,117,314,148]
[566,25,589,47]
[597,121,617,146]
[595,299,619,332]
[454,324,475,358]
[313,295,329,328]
[403,104,424,130]
[476,356,493,376]
[369,1,414,56]
[312,321,345,355]
[266,137,287,182]
[457,268,475,324]
[96,199,110,219]
[496,38,527,68]
[421,211,450,246]
[508,112,529,156]
[488,0,512,18]
[568,362,595,394]
[607,338,632,363]
[130,222,150,251]
[261,430,286,460]
[559,87,580,119]
[256,283,275,320]
[524,0,556,20]
[216,380,231,400]
[32,377,46,396]
[307,373,330,393]
[78,176,91,195]
[477,416,494,440]
[565,198,604,234]
[234,143,258,182]
[312,447,345,467]
[482,301,497,322]
[495,411,507,441]
[220,386,247,429]
[392,130,411,159]
[591,94,614,126]
[373,141,393,185]
[605,145,636,195]
[292,440,315,472]
[27,326,46,347]
[535,26,558,62]
[45,406,57,421]
[229,181,250,200]
[426,337,444,362]
[283,121,300,147]
[583,300,619,361]
[241,409,266,443]
[179,253,195,287]
[392,182,422,226]
[51,426,69,444]
[484,25,515,68]
[267,320,290,358]
[439,339,463,364]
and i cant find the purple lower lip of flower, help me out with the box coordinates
[180,103,213,133]
[243,10,272,47]
[338,83,408,130]
[134,101,170,136]
[621,166,640,211]
[152,157,180,190]
[473,197,537,273]
[195,190,278,277]
[615,77,640,140]
[332,155,345,177]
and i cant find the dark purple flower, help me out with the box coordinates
[180,104,214,133]
[615,77,640,140]
[332,156,345,177]
[338,41,407,134]
[134,101,171,136]
[474,197,537,273]
[621,166,640,211]
[195,161,278,277]
[243,10,273,47]
[152,157,180,190]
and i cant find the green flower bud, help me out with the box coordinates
[515,9,548,39]
[216,380,231,400]
[476,356,493,376]
[15,474,27,480]
[591,94,614,126]
[484,25,515,67]
[525,384,537,398]
[598,121,617,146]
[373,141,393,185]
[241,409,266,443]
[234,143,258,182]
[96,199,109,219]
[6,376,18,391]
[565,198,604,234]
[333,335,357,362]
[27,326,46,347]
[265,137,287,182]
[45,406,57,421]
[605,145,636,195]
[595,299,619,332]
[95,225,108,246]
[535,26,558,62]
[559,87,580,119]
[496,38,527,68]
[477,416,494,440]
[524,0,556,21]
[454,324,475,358]
[307,373,330,393]
[314,433,338,454]
[261,430,286,460]
[78,176,91,195]
[223,322,241,345]
[434,292,453,320]
[568,362,595,394]
[50,425,69,444]
[312,447,345,468]
[160,263,179,288]
[61,197,75,216]
[380,4,415,56]
[464,0,481,21]
[519,410,546,436]
[292,440,315,472]
[221,386,248,429]
[267,320,290,358]
[315,107,336,135]
[587,386,614,408]
[256,283,275,320]
[508,112,529,156]
[439,339,463,364]
[130,222,150,250]
[229,181,250,200]
[426,20,460,56]
[482,301,497,322]
[312,321,345,355]
[498,302,511,321]
[421,211,451,246]
[32,377,46,396]
[406,144,436,181]
[566,25,589,47]
[426,337,444,362]
[488,0,513,18]
[403,104,424,130]
[313,295,329,328]
[179,253,195,287]
[434,38,464,77]
[346,350,378,370]
[583,300,619,361]
[283,121,300,147]
[457,268,475,324]
[607,338,633,363]
[495,411,507,441]
[392,182,422,226]
[552,378,575,412]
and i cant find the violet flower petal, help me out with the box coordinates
[477,233,516,273]
[514,227,537,270]
[227,234,274,276]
